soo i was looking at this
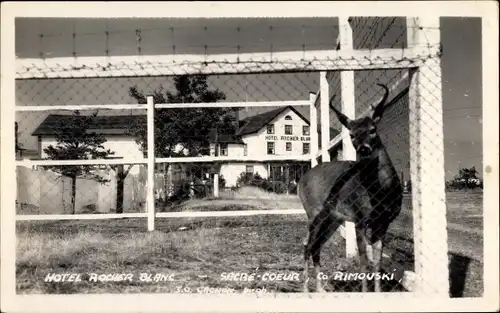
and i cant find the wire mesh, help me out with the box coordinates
[14,17,449,296]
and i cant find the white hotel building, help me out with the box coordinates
[207,106,339,186]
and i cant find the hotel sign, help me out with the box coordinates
[265,135,311,142]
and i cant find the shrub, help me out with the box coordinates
[445,166,483,191]
[234,171,297,194]
[168,179,192,201]
[218,174,226,189]
[235,172,266,188]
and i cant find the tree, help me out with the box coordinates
[128,75,237,200]
[446,166,483,190]
[43,111,114,214]
[15,122,22,158]
[459,166,479,181]
[114,164,134,214]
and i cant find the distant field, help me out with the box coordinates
[16,190,483,297]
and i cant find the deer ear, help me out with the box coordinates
[371,83,390,123]
[331,106,352,129]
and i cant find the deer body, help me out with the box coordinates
[299,84,403,293]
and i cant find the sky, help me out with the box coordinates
[13,17,483,180]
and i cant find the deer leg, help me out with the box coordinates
[372,239,383,292]
[355,223,370,292]
[308,216,327,293]
[302,232,310,293]
[309,213,342,293]
[366,243,374,264]
[371,225,388,293]
[311,247,326,293]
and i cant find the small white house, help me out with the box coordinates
[32,114,146,175]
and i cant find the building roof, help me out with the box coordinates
[236,106,340,140]
[237,106,308,136]
[207,128,245,144]
[32,114,146,136]
[32,107,341,142]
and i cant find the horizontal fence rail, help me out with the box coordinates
[15,104,149,112]
[16,47,438,79]
[155,100,311,109]
[16,101,310,112]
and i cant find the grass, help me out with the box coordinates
[216,186,299,201]
[17,215,355,294]
[16,191,483,297]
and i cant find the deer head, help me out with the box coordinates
[330,83,390,159]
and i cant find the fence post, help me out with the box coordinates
[407,16,449,296]
[147,95,155,232]
[213,172,219,197]
[309,92,318,167]
[339,16,358,258]
[339,17,357,162]
[213,127,219,197]
[319,71,331,163]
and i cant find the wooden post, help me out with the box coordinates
[339,16,357,163]
[189,181,195,197]
[285,164,290,195]
[319,71,331,163]
[407,16,449,296]
[213,127,219,197]
[339,16,358,258]
[309,92,319,167]
[146,95,155,231]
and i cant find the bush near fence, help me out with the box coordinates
[234,172,298,195]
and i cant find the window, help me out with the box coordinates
[285,125,293,135]
[267,124,275,134]
[303,143,310,155]
[243,143,248,156]
[267,142,275,155]
[303,125,310,136]
[286,142,292,151]
[284,115,292,120]
[246,165,254,174]
[220,143,228,156]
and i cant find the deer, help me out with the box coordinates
[298,83,403,293]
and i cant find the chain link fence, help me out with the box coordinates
[14,16,450,296]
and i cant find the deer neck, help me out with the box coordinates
[359,144,399,194]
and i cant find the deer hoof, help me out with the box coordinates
[361,283,369,293]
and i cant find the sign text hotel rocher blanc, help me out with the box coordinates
[264,135,311,141]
